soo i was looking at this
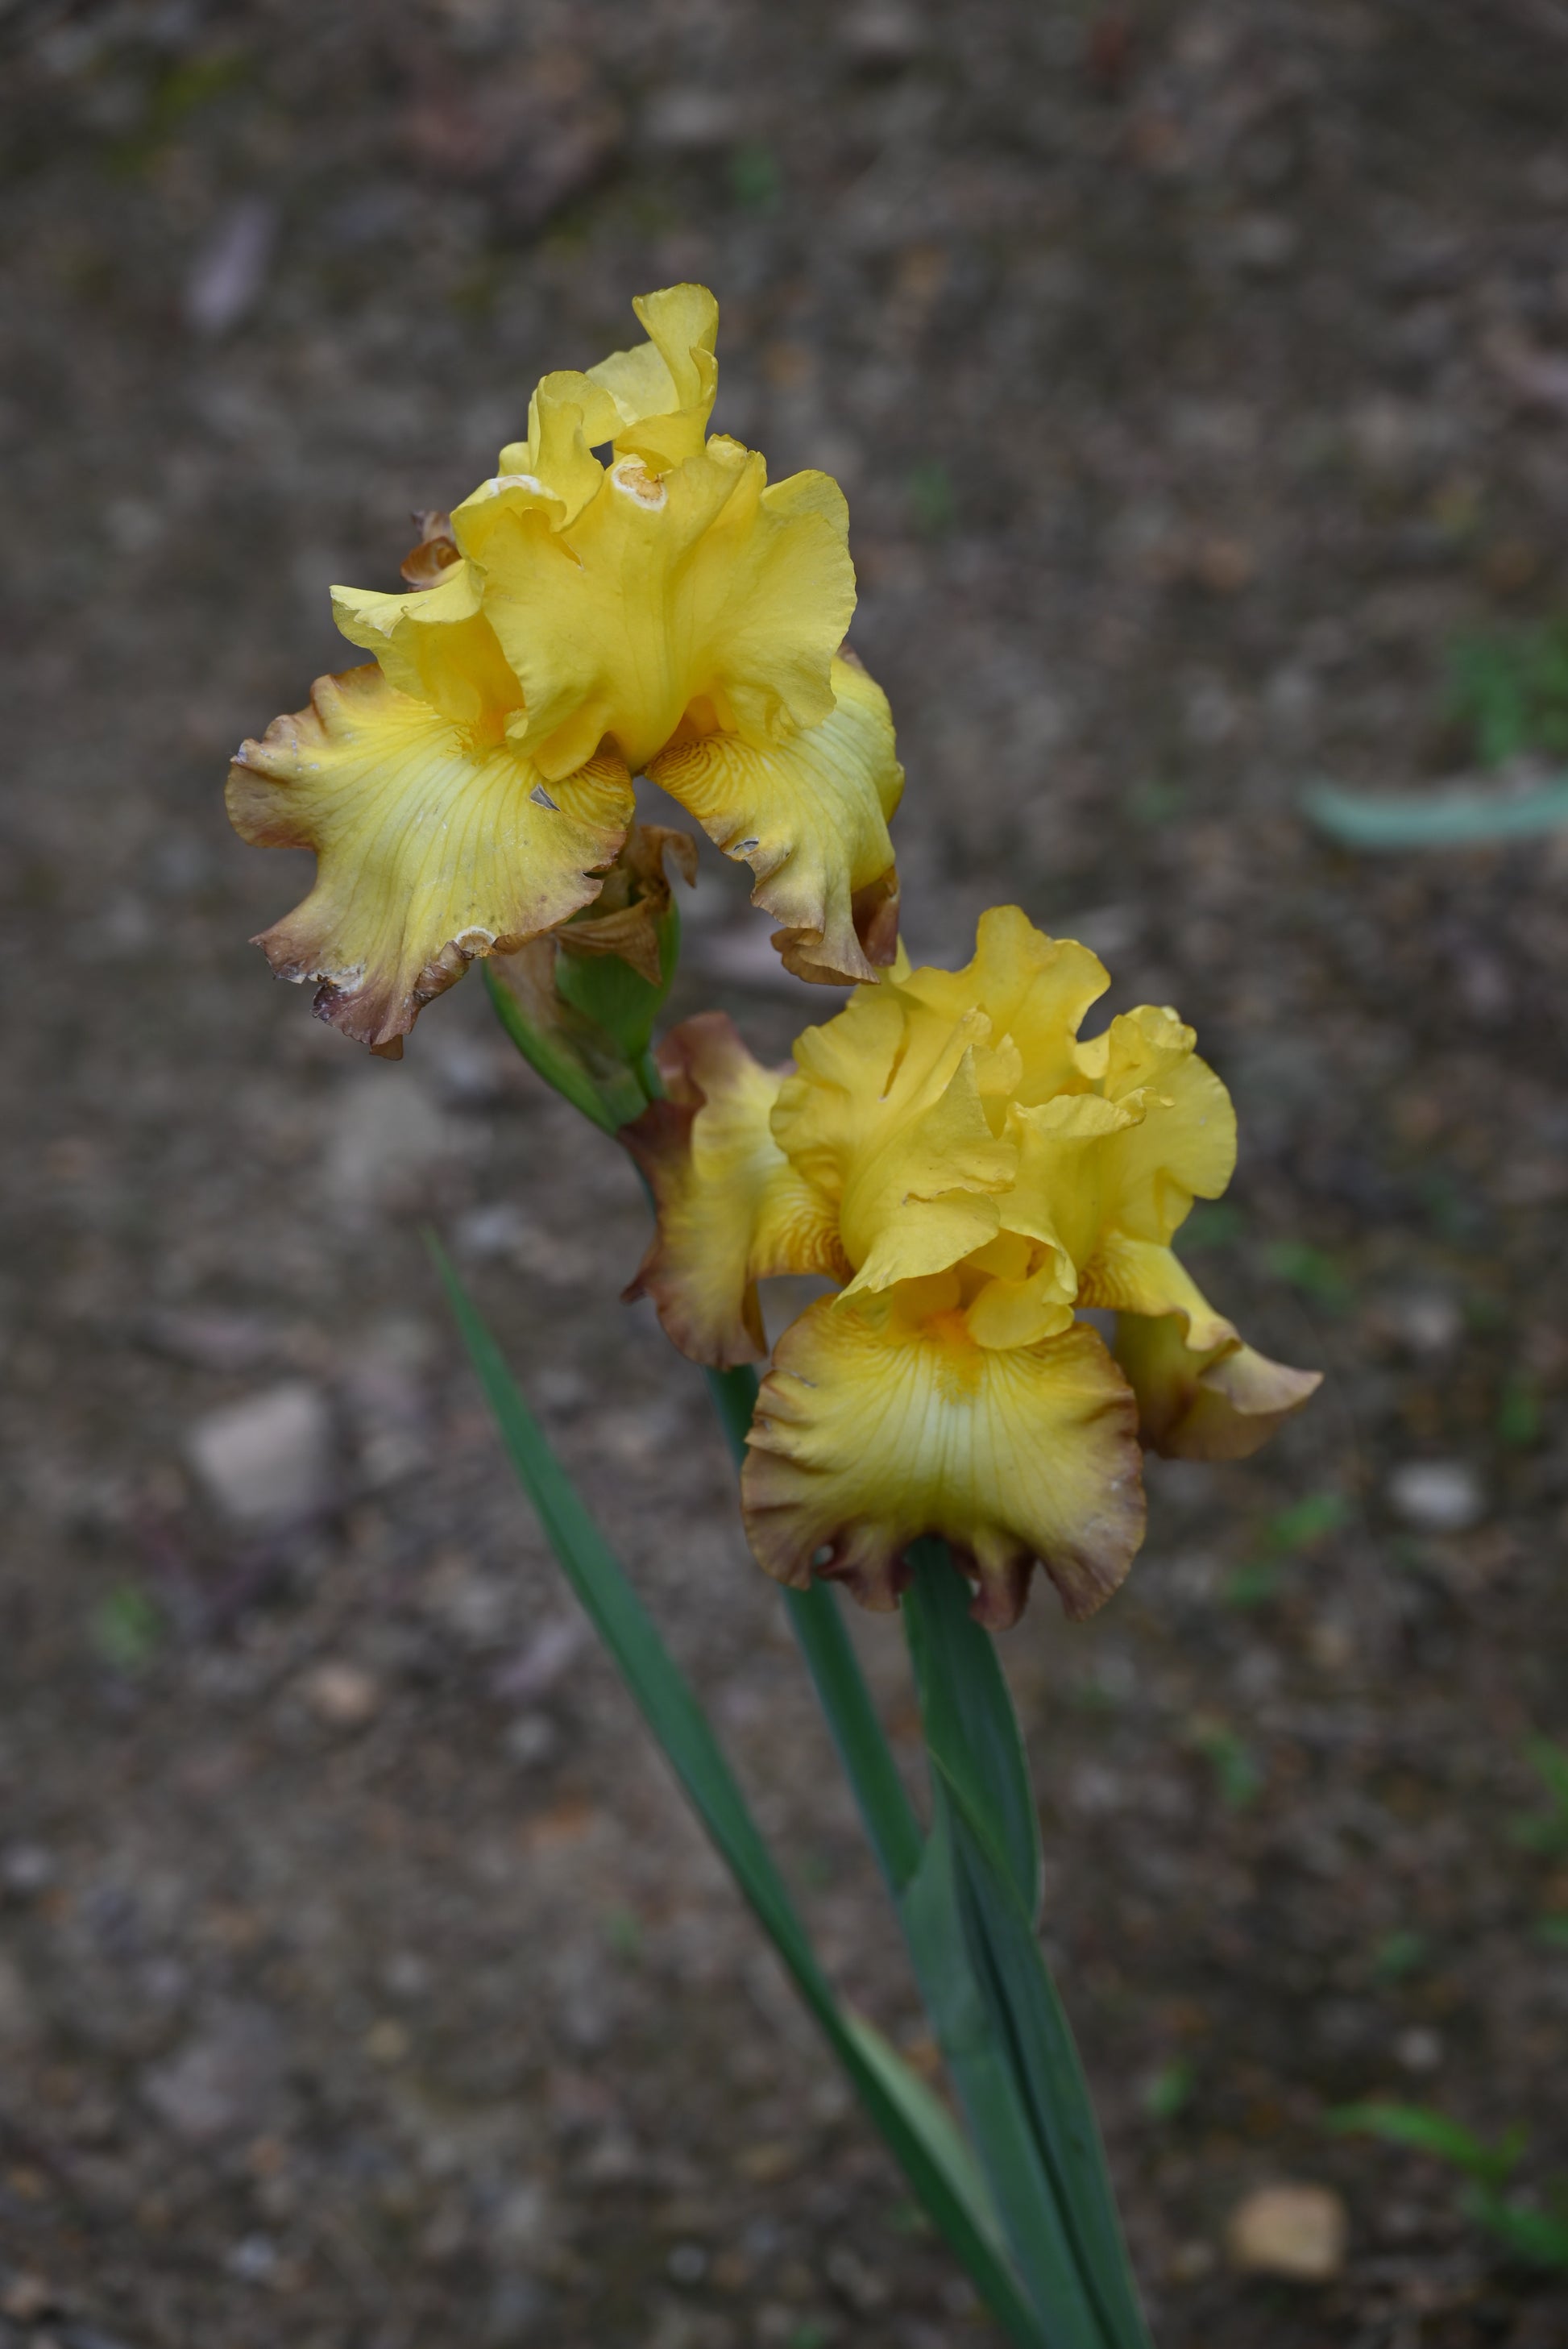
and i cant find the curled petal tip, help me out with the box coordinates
[1116,1309,1321,1462]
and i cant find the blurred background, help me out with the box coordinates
[5,2,1568,2343]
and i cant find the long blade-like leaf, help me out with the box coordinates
[434,1248,1043,2348]
[905,1539,1041,1915]
[902,1815,1110,2349]
[1302,777,1568,849]
[905,1552,1151,2349]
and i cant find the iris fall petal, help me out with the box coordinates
[742,1294,1146,1627]
[227,666,633,1056]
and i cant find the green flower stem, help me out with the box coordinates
[704,1365,924,1899]
[905,1549,1152,2349]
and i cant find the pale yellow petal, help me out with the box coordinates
[226,666,633,1055]
[1114,1309,1321,1462]
[647,655,902,986]
[741,1295,1146,1627]
[622,1013,846,1367]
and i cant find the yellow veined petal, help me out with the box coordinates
[773,986,1018,1291]
[1114,1308,1321,1462]
[474,435,856,780]
[622,1013,847,1367]
[647,654,903,986]
[900,905,1111,1106]
[741,1293,1146,1628]
[330,562,524,739]
[227,666,633,1056]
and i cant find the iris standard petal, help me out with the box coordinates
[227,666,633,1056]
[772,988,1018,1287]
[473,434,856,781]
[622,1013,846,1367]
[647,654,902,986]
[901,905,1111,1105]
[1076,1006,1237,1243]
[741,1293,1146,1628]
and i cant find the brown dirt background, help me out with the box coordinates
[5,2,1568,2343]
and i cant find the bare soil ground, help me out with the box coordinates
[5,2,1568,2343]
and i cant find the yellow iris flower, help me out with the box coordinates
[627,907,1319,1629]
[227,285,903,1054]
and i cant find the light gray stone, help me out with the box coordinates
[186,1380,333,1529]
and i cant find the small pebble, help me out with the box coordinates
[1388,1290,1462,1359]
[668,2243,708,2285]
[2,1843,56,1897]
[1,2274,55,2322]
[1226,2181,1348,2281]
[301,1662,381,1729]
[1396,2025,1443,2073]
[186,1381,333,1529]
[839,1,925,65]
[1387,1459,1484,1534]
[641,89,743,153]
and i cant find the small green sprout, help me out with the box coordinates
[908,459,955,537]
[1511,1738,1568,1856]
[1191,1723,1263,1810]
[729,141,782,213]
[1263,1240,1351,1310]
[604,1907,643,1961]
[1143,2057,1195,2121]
[1446,619,1568,769]
[1496,1374,1542,1451]
[1222,1491,1349,1608]
[1372,1929,1430,1985]
[1330,2102,1568,2270]
[90,1584,164,1672]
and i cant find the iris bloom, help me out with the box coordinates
[628,907,1319,1629]
[227,284,902,1055]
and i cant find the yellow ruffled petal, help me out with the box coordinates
[470,431,855,781]
[227,666,633,1055]
[773,986,1018,1291]
[330,562,524,739]
[1076,1006,1237,1243]
[587,282,720,469]
[1114,1308,1321,1462]
[647,654,903,985]
[901,905,1111,1105]
[622,1013,846,1367]
[741,1293,1146,1628]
